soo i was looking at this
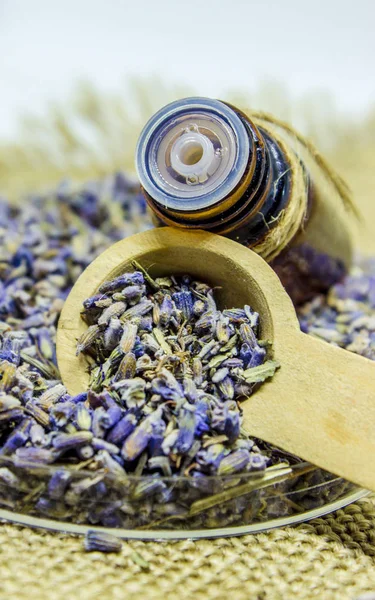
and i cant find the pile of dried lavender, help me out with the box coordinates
[298,259,375,361]
[0,174,371,530]
[77,264,278,477]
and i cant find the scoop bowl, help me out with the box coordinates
[57,228,375,491]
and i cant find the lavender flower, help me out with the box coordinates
[84,531,122,553]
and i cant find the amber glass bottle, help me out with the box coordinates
[136,97,353,304]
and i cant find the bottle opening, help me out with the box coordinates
[178,138,204,165]
[136,97,250,210]
[170,130,216,185]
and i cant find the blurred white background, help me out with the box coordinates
[0,0,374,138]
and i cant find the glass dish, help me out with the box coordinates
[0,456,367,539]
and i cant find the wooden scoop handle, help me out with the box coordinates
[242,331,375,491]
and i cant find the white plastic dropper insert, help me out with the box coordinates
[170,129,217,184]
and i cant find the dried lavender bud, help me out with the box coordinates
[75,404,92,430]
[76,325,101,356]
[98,302,127,326]
[159,295,173,327]
[38,383,67,407]
[99,272,144,294]
[15,447,56,464]
[172,290,194,320]
[218,449,250,474]
[0,423,29,455]
[106,412,138,445]
[0,394,21,411]
[120,322,138,354]
[122,411,163,461]
[48,469,71,499]
[84,531,122,553]
[50,401,75,428]
[24,401,50,427]
[52,431,93,452]
[104,318,123,351]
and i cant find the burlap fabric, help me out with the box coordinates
[0,496,374,599]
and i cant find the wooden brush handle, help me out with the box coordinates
[242,332,375,491]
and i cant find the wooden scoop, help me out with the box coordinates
[57,228,375,491]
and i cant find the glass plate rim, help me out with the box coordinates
[0,489,369,540]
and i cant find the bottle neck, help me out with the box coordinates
[143,105,293,246]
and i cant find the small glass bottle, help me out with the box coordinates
[136,97,354,304]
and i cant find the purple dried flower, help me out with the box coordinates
[122,299,153,320]
[195,311,216,333]
[0,467,20,487]
[24,401,50,427]
[0,394,21,412]
[159,294,173,327]
[99,272,144,294]
[174,407,196,453]
[120,285,145,304]
[75,404,92,430]
[138,315,153,332]
[196,443,226,471]
[211,401,240,443]
[218,449,250,474]
[211,367,229,384]
[246,346,267,369]
[0,422,29,455]
[15,447,56,464]
[248,453,270,470]
[104,318,123,351]
[172,290,194,320]
[21,313,46,330]
[221,358,243,369]
[50,401,75,428]
[183,377,198,403]
[91,407,110,438]
[133,477,166,500]
[194,400,211,435]
[222,308,247,322]
[48,469,71,499]
[239,343,253,368]
[34,327,56,362]
[132,336,145,358]
[70,392,88,404]
[92,437,120,454]
[83,294,109,310]
[84,531,122,553]
[151,369,183,401]
[122,410,164,461]
[52,431,93,452]
[0,338,20,365]
[107,411,138,445]
[0,407,24,424]
[30,423,48,446]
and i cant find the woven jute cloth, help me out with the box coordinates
[0,496,374,600]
